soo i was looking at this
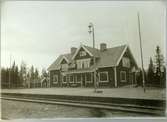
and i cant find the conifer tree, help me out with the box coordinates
[147,57,155,85]
[154,46,165,87]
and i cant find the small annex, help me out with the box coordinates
[48,43,138,88]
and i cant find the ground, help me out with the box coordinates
[1,86,166,100]
[1,99,151,119]
[1,86,165,119]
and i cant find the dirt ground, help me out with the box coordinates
[1,99,151,119]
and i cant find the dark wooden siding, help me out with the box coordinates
[50,70,60,87]
[98,67,115,87]
[116,48,137,87]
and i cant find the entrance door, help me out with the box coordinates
[81,74,86,87]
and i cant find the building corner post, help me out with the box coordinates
[114,67,117,87]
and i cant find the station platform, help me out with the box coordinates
[1,87,166,100]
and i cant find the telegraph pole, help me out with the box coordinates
[137,12,146,92]
[88,22,97,92]
[9,54,11,88]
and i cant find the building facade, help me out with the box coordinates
[48,43,138,88]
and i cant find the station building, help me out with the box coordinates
[48,43,138,88]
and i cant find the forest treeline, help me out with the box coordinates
[1,45,166,88]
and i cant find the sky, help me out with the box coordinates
[1,1,166,72]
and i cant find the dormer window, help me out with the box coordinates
[79,51,87,57]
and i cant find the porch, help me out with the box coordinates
[61,70,95,87]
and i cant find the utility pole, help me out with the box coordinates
[9,54,11,89]
[88,22,97,92]
[137,12,146,92]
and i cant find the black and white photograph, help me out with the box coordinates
[1,0,166,120]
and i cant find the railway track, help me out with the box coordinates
[1,94,165,116]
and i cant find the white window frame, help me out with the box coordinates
[53,75,58,84]
[120,71,127,82]
[99,71,109,83]
[84,59,90,68]
[86,73,92,83]
[69,75,74,83]
[76,59,90,69]
[76,60,82,69]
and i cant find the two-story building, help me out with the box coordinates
[48,43,138,88]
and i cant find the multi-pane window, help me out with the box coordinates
[122,57,130,68]
[53,75,58,84]
[76,61,82,69]
[120,71,126,82]
[70,75,74,83]
[76,59,90,69]
[85,59,90,68]
[99,72,108,82]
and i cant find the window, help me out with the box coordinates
[122,57,130,68]
[79,51,87,57]
[61,64,68,71]
[86,73,92,83]
[70,75,74,83]
[84,59,90,68]
[120,71,126,82]
[99,72,108,82]
[53,75,58,84]
[76,59,90,69]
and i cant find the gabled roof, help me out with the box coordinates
[71,45,100,60]
[97,45,127,67]
[48,44,137,71]
[63,53,73,62]
[59,56,69,64]
[83,45,100,57]
[47,55,63,71]
[47,53,73,71]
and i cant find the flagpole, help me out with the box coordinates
[88,22,97,92]
[9,54,11,88]
[137,12,146,92]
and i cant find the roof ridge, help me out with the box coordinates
[83,45,99,50]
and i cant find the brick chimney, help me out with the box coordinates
[71,47,77,54]
[100,43,107,51]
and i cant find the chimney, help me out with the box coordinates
[100,43,107,51]
[71,47,77,54]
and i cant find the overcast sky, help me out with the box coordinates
[1,1,166,71]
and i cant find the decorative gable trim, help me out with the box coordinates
[116,45,128,66]
[127,46,138,68]
[72,45,93,60]
[116,45,138,68]
[59,56,69,64]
